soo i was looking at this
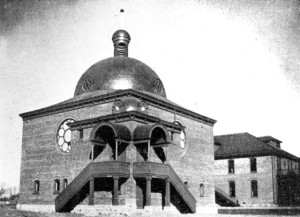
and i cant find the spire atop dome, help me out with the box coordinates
[112,29,131,57]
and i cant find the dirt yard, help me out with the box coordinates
[0,207,84,217]
[2,206,300,217]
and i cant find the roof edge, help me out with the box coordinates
[20,89,217,126]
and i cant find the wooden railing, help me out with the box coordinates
[133,162,196,213]
[55,161,130,212]
[215,187,239,207]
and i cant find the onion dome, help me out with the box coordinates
[74,30,166,98]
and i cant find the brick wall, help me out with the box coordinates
[214,156,275,206]
[148,105,215,207]
[19,102,113,204]
[19,95,216,210]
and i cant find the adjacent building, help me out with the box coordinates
[214,133,300,207]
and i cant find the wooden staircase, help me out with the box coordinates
[55,161,130,212]
[133,162,197,213]
[215,187,239,207]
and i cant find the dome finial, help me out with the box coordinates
[112,9,130,57]
[112,29,131,57]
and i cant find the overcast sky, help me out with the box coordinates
[1,0,300,189]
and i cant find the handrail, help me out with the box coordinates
[55,161,130,212]
[55,163,92,207]
[133,161,196,212]
[167,165,197,205]
[215,187,239,205]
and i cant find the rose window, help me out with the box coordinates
[57,119,75,153]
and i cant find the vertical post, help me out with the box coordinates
[146,176,152,206]
[89,177,94,205]
[164,146,167,163]
[147,141,150,161]
[115,141,118,161]
[165,178,170,206]
[91,144,94,161]
[113,176,119,205]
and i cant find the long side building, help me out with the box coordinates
[214,133,300,207]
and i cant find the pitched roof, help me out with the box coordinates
[214,132,299,161]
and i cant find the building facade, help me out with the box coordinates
[18,30,217,214]
[214,133,300,207]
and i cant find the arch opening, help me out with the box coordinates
[90,123,131,161]
[133,124,170,163]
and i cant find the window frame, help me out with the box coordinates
[199,183,204,197]
[250,157,257,173]
[63,178,68,190]
[53,179,60,194]
[228,159,235,174]
[33,180,40,194]
[229,181,236,197]
[251,180,258,197]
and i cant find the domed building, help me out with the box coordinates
[18,30,217,214]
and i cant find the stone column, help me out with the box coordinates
[146,176,152,206]
[165,178,170,206]
[113,176,119,205]
[88,177,94,205]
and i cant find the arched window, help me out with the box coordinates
[63,178,68,190]
[200,183,204,197]
[173,121,186,150]
[251,180,258,197]
[53,179,60,193]
[33,180,40,194]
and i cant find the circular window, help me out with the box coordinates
[57,119,75,153]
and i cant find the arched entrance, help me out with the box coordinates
[133,123,170,163]
[87,122,131,206]
[89,122,131,161]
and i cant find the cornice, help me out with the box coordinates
[19,89,216,126]
[215,151,300,162]
[68,111,184,133]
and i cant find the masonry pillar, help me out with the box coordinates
[113,176,119,205]
[146,176,152,206]
[88,177,94,205]
[165,178,170,207]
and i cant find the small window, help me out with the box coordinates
[200,183,204,197]
[251,180,258,197]
[228,159,235,173]
[250,157,257,172]
[229,181,235,197]
[33,180,40,194]
[63,178,68,189]
[79,130,83,139]
[53,179,60,193]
